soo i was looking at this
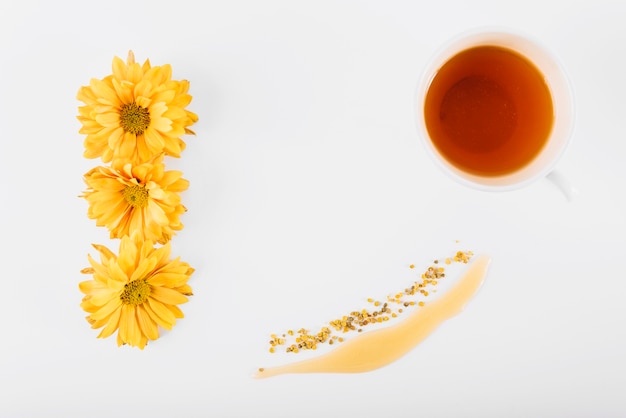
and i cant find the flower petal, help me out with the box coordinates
[97,305,122,339]
[136,304,159,340]
[149,286,188,305]
[89,296,122,321]
[147,297,176,328]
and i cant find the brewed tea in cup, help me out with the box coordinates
[416,29,574,192]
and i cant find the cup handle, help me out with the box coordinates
[546,170,577,201]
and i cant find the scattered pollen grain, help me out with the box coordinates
[265,248,474,353]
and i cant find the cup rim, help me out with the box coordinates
[414,26,575,192]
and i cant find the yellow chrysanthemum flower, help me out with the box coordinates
[77,51,198,164]
[79,232,194,349]
[82,154,188,244]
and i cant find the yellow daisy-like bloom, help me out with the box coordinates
[79,232,194,349]
[77,51,198,164]
[82,154,188,244]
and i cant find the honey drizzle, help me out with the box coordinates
[255,255,491,378]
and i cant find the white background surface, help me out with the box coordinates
[1,0,625,416]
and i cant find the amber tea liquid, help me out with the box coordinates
[424,45,554,177]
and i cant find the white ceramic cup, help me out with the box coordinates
[416,29,575,199]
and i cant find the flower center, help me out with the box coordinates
[122,184,149,208]
[120,279,151,305]
[119,102,151,135]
